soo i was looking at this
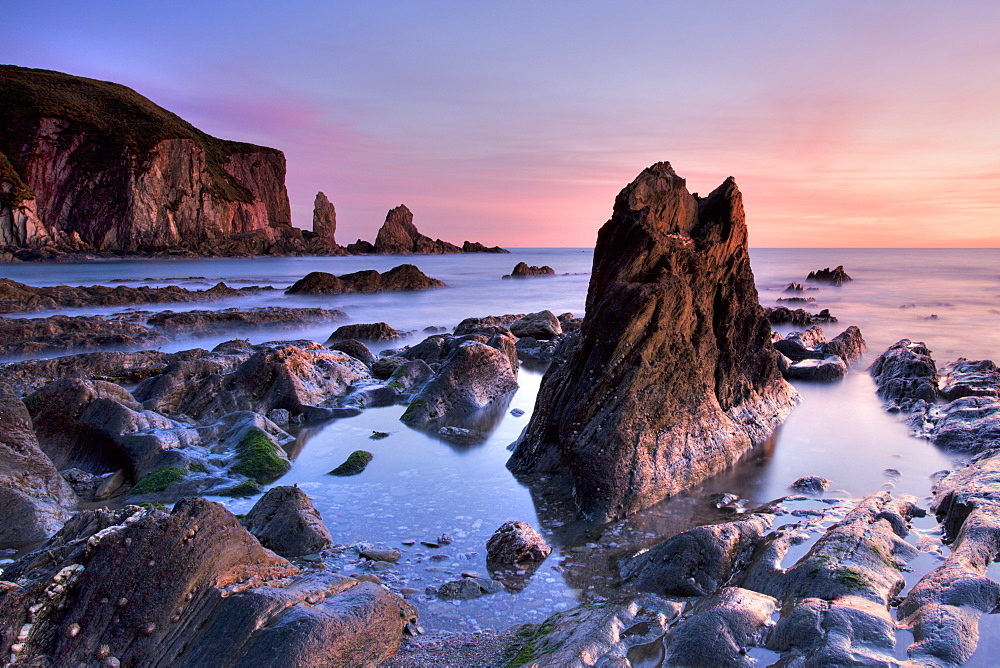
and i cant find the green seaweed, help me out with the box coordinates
[370,431,390,440]
[130,467,186,495]
[187,460,210,474]
[834,566,870,591]
[21,391,42,415]
[505,619,556,667]
[230,428,291,483]
[400,398,426,422]
[218,481,263,497]
[328,450,373,476]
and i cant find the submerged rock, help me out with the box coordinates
[328,450,374,476]
[0,313,167,357]
[508,162,797,520]
[0,498,415,665]
[765,306,837,326]
[146,306,346,334]
[504,262,555,279]
[243,485,333,558]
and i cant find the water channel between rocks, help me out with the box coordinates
[4,248,1000,664]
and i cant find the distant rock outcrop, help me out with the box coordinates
[503,262,556,279]
[313,191,337,242]
[359,204,507,254]
[807,266,852,285]
[508,162,797,520]
[285,264,446,295]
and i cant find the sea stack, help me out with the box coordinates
[508,162,797,521]
[374,204,461,254]
[312,191,337,243]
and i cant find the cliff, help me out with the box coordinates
[0,65,298,255]
[508,162,797,521]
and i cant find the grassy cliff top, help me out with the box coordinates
[0,65,281,204]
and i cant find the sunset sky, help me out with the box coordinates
[5,1,1000,247]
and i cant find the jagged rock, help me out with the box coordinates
[373,205,461,254]
[371,356,407,380]
[664,587,778,666]
[784,355,848,382]
[868,339,938,411]
[243,486,333,557]
[785,282,805,292]
[823,325,867,364]
[937,358,1000,401]
[0,498,416,665]
[930,395,1000,453]
[509,310,562,340]
[485,521,551,564]
[326,322,403,343]
[400,341,517,427]
[765,306,837,326]
[791,475,830,494]
[285,264,446,295]
[508,162,797,520]
[514,335,560,361]
[807,265,852,285]
[313,191,337,242]
[0,314,166,357]
[453,314,523,336]
[775,326,866,381]
[146,306,346,334]
[506,597,680,667]
[620,514,771,597]
[0,383,76,548]
[326,339,376,367]
[504,262,555,279]
[462,240,509,253]
[557,312,582,332]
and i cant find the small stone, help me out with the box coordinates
[401,539,416,546]
[510,408,525,417]
[354,573,381,584]
[359,548,401,563]
[790,476,831,494]
[400,587,421,596]
[370,431,390,440]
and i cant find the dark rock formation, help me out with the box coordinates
[374,205,461,254]
[327,322,403,343]
[147,306,346,334]
[0,383,76,548]
[285,264,446,295]
[0,277,269,314]
[462,240,508,253]
[774,325,866,382]
[508,162,797,520]
[509,310,562,340]
[326,339,376,367]
[0,498,416,666]
[503,262,555,279]
[312,191,337,243]
[0,314,166,357]
[807,265,852,285]
[664,588,778,666]
[485,521,551,564]
[868,340,939,412]
[454,313,524,336]
[243,486,333,557]
[764,305,837,326]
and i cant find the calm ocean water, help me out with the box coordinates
[4,248,999,662]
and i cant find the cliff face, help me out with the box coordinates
[0,66,292,254]
[508,162,797,521]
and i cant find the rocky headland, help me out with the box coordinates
[508,162,798,520]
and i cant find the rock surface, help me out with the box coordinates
[509,310,562,340]
[0,498,416,666]
[485,521,551,564]
[504,262,555,279]
[285,264,446,295]
[243,485,333,557]
[368,204,507,255]
[508,162,797,520]
[807,265,853,285]
[0,383,76,548]
[312,191,337,242]
[328,322,404,343]
[146,306,346,334]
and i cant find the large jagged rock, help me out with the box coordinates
[285,264,446,295]
[243,486,333,558]
[312,191,337,242]
[374,204,461,254]
[508,162,797,520]
[0,498,416,666]
[0,383,76,548]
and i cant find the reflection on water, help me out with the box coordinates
[8,248,1000,658]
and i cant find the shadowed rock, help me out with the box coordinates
[285,264,446,295]
[243,486,333,557]
[313,191,337,242]
[504,262,555,279]
[508,162,797,520]
[327,322,403,343]
[486,521,551,564]
[807,265,852,285]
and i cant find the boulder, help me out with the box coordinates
[313,191,337,242]
[327,322,403,343]
[504,262,555,279]
[285,264,446,295]
[620,514,771,597]
[868,340,938,411]
[243,486,333,557]
[400,341,518,427]
[0,383,76,548]
[453,313,524,336]
[508,162,797,520]
[0,498,416,666]
[791,475,830,494]
[784,355,848,382]
[485,521,551,564]
[509,310,562,340]
[371,356,407,380]
[326,339,376,367]
[664,587,778,666]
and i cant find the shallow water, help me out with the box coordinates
[5,248,1000,663]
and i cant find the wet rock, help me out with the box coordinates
[929,395,1000,453]
[485,521,551,564]
[435,577,503,600]
[94,469,127,500]
[0,277,269,314]
[266,408,290,426]
[400,341,518,427]
[765,306,837,326]
[0,313,167,357]
[326,339,376,367]
[620,514,771,597]
[371,356,407,380]
[807,265,852,285]
[508,162,797,521]
[327,322,403,343]
[146,306,346,334]
[285,263,446,295]
[504,262,555,279]
[869,339,938,411]
[514,335,560,361]
[386,359,434,395]
[784,355,848,382]
[791,475,830,494]
[509,310,562,340]
[453,314,523,336]
[243,486,333,558]
[0,383,76,548]
[766,596,897,665]
[328,450,373,476]
[823,325,867,365]
[937,358,1000,401]
[663,587,778,666]
[360,549,401,563]
[0,498,416,666]
[506,597,680,667]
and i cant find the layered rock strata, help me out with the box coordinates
[508,162,797,520]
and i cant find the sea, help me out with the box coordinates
[4,248,1000,664]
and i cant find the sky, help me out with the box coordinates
[4,1,1000,248]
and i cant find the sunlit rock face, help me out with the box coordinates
[508,162,797,521]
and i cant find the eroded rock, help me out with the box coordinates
[243,486,333,558]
